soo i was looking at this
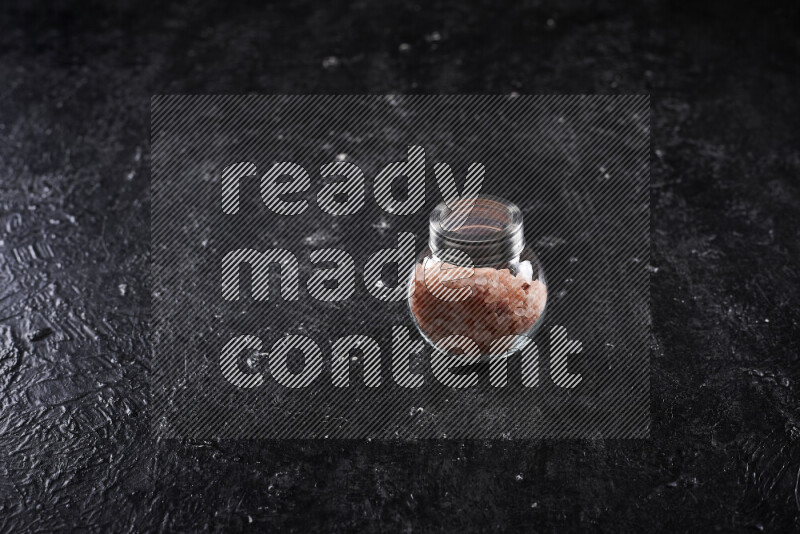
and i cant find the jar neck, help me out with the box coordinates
[428,196,525,267]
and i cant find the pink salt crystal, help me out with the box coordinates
[410,261,548,356]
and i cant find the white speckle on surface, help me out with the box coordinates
[322,56,339,69]
[399,43,411,52]
[546,18,555,28]
[118,283,127,297]
[425,31,442,42]
[647,265,659,273]
[335,153,348,161]
[515,474,524,481]
[303,230,330,246]
[372,219,391,233]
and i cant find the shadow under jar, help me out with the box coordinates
[407,196,547,359]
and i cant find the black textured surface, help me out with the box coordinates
[1,0,798,531]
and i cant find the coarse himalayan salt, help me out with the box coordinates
[409,261,547,356]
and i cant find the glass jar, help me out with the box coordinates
[407,196,547,358]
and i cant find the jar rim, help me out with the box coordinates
[428,195,525,264]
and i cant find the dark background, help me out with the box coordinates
[0,0,798,531]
